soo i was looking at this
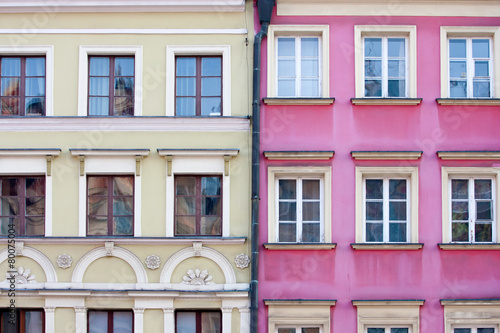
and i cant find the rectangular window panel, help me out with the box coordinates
[1,309,44,333]
[176,311,221,333]
[88,310,133,333]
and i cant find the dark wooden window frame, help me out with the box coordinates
[87,310,134,333]
[1,308,45,333]
[0,176,45,237]
[175,55,223,116]
[87,55,135,116]
[175,310,222,333]
[174,175,222,236]
[86,175,134,236]
[0,56,46,116]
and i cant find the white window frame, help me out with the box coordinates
[355,167,419,244]
[442,167,499,244]
[78,45,143,116]
[268,167,331,244]
[362,36,409,98]
[448,37,493,98]
[166,45,231,116]
[442,300,500,333]
[440,26,500,99]
[366,327,411,333]
[276,325,322,333]
[363,176,410,243]
[267,25,329,98]
[452,326,497,333]
[275,175,324,243]
[354,25,417,99]
[0,45,54,116]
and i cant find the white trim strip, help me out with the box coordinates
[0,29,247,35]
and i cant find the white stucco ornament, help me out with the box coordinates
[57,254,73,269]
[145,255,161,270]
[234,253,250,269]
[182,269,214,285]
[5,266,37,284]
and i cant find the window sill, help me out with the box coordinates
[0,237,247,245]
[351,243,424,250]
[438,243,500,250]
[436,98,500,106]
[262,98,334,106]
[351,98,422,106]
[263,243,337,250]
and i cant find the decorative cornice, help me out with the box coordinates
[351,151,422,160]
[0,237,247,245]
[436,98,500,106]
[262,98,334,105]
[0,29,248,35]
[263,243,337,250]
[440,299,500,306]
[264,151,334,160]
[353,300,424,306]
[438,243,500,250]
[158,149,239,157]
[351,98,422,105]
[437,151,500,160]
[70,149,150,157]
[264,299,337,306]
[351,243,424,250]
[0,148,61,157]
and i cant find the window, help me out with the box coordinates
[355,167,419,245]
[276,177,323,242]
[88,56,134,116]
[453,328,496,333]
[0,176,45,236]
[175,56,222,116]
[175,175,222,236]
[175,311,221,333]
[1,56,46,116]
[267,25,330,99]
[367,328,410,333]
[364,177,409,243]
[442,300,500,333]
[87,175,134,236]
[277,326,320,333]
[354,26,417,101]
[268,167,331,244]
[88,310,133,333]
[1,309,44,332]
[364,37,407,97]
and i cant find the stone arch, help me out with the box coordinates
[72,246,147,283]
[160,244,236,284]
[0,246,57,283]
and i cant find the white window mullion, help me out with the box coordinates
[382,37,388,97]
[383,178,389,242]
[467,38,474,98]
[297,178,303,242]
[469,177,475,242]
[295,37,301,98]
[406,178,411,242]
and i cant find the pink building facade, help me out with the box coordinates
[256,1,500,332]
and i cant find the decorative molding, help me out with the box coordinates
[437,151,500,160]
[351,243,424,250]
[0,149,61,157]
[234,254,250,269]
[74,307,88,314]
[43,306,56,313]
[352,300,425,306]
[158,149,239,157]
[262,98,334,105]
[182,269,214,286]
[438,243,500,250]
[193,242,203,256]
[5,267,37,284]
[263,243,337,250]
[221,306,233,313]
[105,242,114,256]
[133,308,145,314]
[0,246,57,283]
[351,98,422,105]
[264,299,337,306]
[264,151,334,160]
[351,151,422,160]
[0,117,250,132]
[0,237,247,245]
[145,255,161,270]
[70,149,150,157]
[15,241,24,256]
[436,98,500,106]
[57,254,73,269]
[441,299,500,306]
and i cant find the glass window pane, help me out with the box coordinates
[88,216,108,235]
[452,222,469,242]
[201,97,221,116]
[449,39,466,58]
[450,61,467,78]
[473,39,490,58]
[452,179,468,199]
[365,80,382,97]
[452,202,469,220]
[201,312,221,333]
[176,177,196,195]
[201,177,221,195]
[301,37,319,57]
[475,61,489,77]
[25,97,45,116]
[277,79,296,97]
[26,58,45,76]
[389,222,407,242]
[88,196,107,216]
[201,57,221,76]
[278,38,295,57]
[476,201,492,220]
[1,58,20,76]
[177,58,196,76]
[176,97,196,116]
[0,217,18,236]
[454,329,471,333]
[25,216,44,235]
[89,97,109,115]
[301,79,319,97]
[176,77,196,96]
[202,197,221,215]
[1,97,20,115]
[279,202,297,221]
[2,311,17,333]
[176,312,196,333]
[1,78,20,96]
[279,223,296,242]
[367,328,385,333]
[366,223,383,242]
[391,329,409,333]
[176,197,196,215]
[113,312,133,333]
[475,223,492,242]
[303,180,320,199]
[279,179,297,199]
[1,198,19,216]
[388,38,405,57]
[388,60,405,78]
[201,78,221,96]
[200,216,221,235]
[301,59,319,77]
[366,202,383,220]
[365,38,382,57]
[388,79,405,97]
[115,57,134,76]
[25,78,45,96]
[303,223,320,242]
[389,202,407,221]
[114,96,134,116]
[278,329,295,333]
[473,81,490,98]
[89,57,110,76]
[303,202,320,221]
[115,77,134,96]
[88,177,108,195]
[89,77,109,96]
[389,179,406,199]
[450,80,467,97]
[113,216,133,235]
[365,60,382,77]
[1,177,18,196]
[113,197,133,216]
[113,176,134,196]
[278,59,296,77]
[478,328,495,333]
[88,312,108,333]
[175,216,196,235]
[26,197,45,216]
[302,328,320,333]
[366,179,383,199]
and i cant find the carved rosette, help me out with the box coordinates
[57,254,73,269]
[145,255,161,270]
[182,269,214,285]
[234,254,250,269]
[4,267,37,284]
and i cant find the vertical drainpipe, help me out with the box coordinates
[251,0,274,332]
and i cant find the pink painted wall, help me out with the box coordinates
[257,8,500,333]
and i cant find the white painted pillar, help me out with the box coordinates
[163,308,175,333]
[74,307,87,333]
[238,307,250,333]
[43,307,55,333]
[221,307,233,333]
[133,308,144,333]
